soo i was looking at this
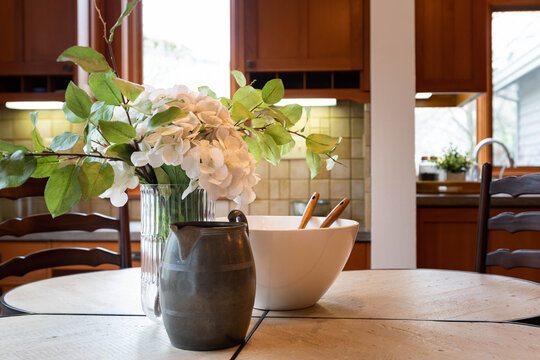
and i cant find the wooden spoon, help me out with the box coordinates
[320,198,350,228]
[298,192,320,229]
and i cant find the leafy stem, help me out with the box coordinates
[24,151,123,162]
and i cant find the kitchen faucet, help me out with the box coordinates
[470,138,515,180]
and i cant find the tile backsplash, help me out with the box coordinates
[0,101,371,230]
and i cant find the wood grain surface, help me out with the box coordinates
[267,269,540,321]
[239,318,540,360]
[2,268,265,317]
[0,315,254,360]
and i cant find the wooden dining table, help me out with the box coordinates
[1,268,539,359]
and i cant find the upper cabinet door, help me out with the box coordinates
[416,0,488,93]
[244,0,364,72]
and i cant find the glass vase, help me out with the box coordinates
[140,184,215,322]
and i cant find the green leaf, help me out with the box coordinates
[161,165,190,185]
[0,151,36,189]
[262,79,284,105]
[258,133,280,166]
[63,102,86,124]
[44,165,82,217]
[109,0,140,43]
[306,134,341,154]
[99,121,136,143]
[266,108,290,127]
[31,156,59,178]
[232,86,262,110]
[219,97,232,108]
[78,161,114,199]
[106,143,136,166]
[231,70,247,87]
[251,118,266,128]
[147,107,189,131]
[153,167,170,184]
[280,138,296,157]
[113,77,144,102]
[90,101,114,123]
[57,46,111,73]
[0,140,28,154]
[65,81,92,119]
[264,124,293,145]
[280,104,303,127]
[243,135,262,163]
[89,72,123,106]
[30,112,46,152]
[132,99,152,114]
[326,155,338,171]
[230,102,255,122]
[306,149,321,179]
[50,132,81,151]
[198,86,217,99]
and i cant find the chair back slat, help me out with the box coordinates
[0,248,121,279]
[486,249,540,270]
[0,213,120,237]
[488,212,540,233]
[0,178,47,199]
[490,173,540,197]
[0,180,132,283]
[476,162,540,274]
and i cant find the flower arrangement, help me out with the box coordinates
[437,145,473,173]
[0,1,340,217]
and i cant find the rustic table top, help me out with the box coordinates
[3,268,539,322]
[0,315,538,360]
[2,268,539,359]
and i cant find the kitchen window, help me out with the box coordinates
[142,0,231,97]
[491,10,540,167]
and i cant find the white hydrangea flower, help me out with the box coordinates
[99,162,139,207]
[127,84,260,205]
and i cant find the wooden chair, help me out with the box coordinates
[0,178,132,283]
[475,162,540,273]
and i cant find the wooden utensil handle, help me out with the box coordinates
[320,198,350,228]
[299,192,320,229]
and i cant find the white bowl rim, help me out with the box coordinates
[218,215,359,233]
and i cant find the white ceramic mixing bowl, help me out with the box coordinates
[242,215,358,310]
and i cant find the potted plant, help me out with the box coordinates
[437,146,473,181]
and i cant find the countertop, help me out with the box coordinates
[417,193,540,207]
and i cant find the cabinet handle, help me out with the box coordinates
[246,60,255,69]
[131,251,141,262]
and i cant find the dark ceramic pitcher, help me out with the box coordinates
[159,210,256,351]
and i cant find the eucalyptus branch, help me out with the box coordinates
[24,152,123,162]
[92,0,119,77]
[288,130,307,139]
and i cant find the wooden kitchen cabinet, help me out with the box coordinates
[0,0,78,101]
[417,206,540,283]
[415,0,488,93]
[343,242,371,270]
[232,0,370,99]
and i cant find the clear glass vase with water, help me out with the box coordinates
[140,184,214,322]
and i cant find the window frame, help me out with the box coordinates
[478,0,540,175]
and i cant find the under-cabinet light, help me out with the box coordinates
[275,98,337,107]
[415,92,433,100]
[5,101,64,110]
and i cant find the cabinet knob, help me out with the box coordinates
[246,60,255,69]
[62,64,72,72]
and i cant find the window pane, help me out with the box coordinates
[415,101,477,171]
[142,0,230,97]
[492,11,540,166]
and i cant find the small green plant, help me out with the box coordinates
[437,146,473,173]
